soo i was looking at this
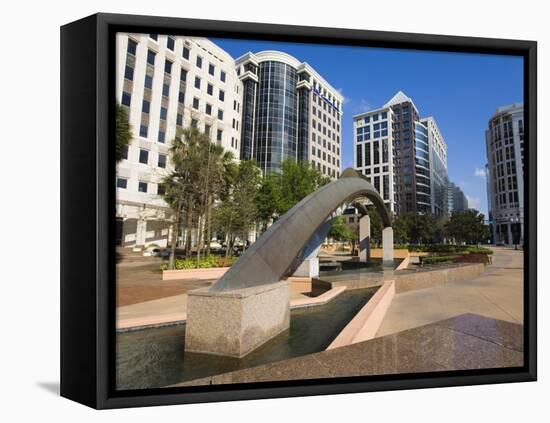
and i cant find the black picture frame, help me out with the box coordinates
[60,12,537,409]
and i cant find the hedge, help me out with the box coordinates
[161,255,238,270]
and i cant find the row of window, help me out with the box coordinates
[147,35,227,83]
[120,146,167,168]
[312,105,340,132]
[310,160,339,178]
[117,177,166,196]
[311,146,340,167]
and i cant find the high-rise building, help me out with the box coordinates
[485,103,524,245]
[447,182,469,213]
[115,33,243,247]
[421,117,448,217]
[235,51,343,178]
[353,91,448,216]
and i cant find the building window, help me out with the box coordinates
[124,65,134,81]
[208,63,215,76]
[138,182,148,193]
[162,83,169,97]
[121,145,128,160]
[207,83,213,95]
[166,36,175,51]
[206,103,212,115]
[160,107,167,120]
[139,149,149,164]
[218,109,224,121]
[142,99,150,114]
[220,71,226,82]
[144,74,153,89]
[147,50,156,65]
[216,129,223,142]
[193,97,199,110]
[149,34,157,41]
[127,39,137,55]
[194,76,201,89]
[158,154,167,168]
[164,59,172,74]
[205,124,211,135]
[178,91,185,103]
[191,119,198,128]
[121,92,131,107]
[139,125,148,138]
[157,184,166,196]
[116,178,127,189]
[158,130,165,143]
[180,68,187,82]
[219,90,225,102]
[176,113,183,126]
[196,55,203,68]
[182,46,190,60]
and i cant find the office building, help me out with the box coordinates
[353,91,448,216]
[485,103,524,245]
[447,182,469,213]
[236,51,343,178]
[115,33,243,247]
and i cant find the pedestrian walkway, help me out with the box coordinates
[376,247,523,337]
[116,284,319,330]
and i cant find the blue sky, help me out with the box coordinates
[212,37,524,217]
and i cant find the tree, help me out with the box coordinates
[213,160,262,256]
[445,209,490,244]
[115,103,132,162]
[392,213,437,245]
[232,160,262,253]
[161,127,202,269]
[328,215,356,248]
[255,159,329,231]
[161,126,235,269]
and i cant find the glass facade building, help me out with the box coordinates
[236,51,343,177]
[354,92,451,217]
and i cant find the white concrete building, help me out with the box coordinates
[115,33,243,247]
[485,103,524,246]
[353,105,395,211]
[235,51,343,179]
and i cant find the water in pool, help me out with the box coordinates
[116,287,376,390]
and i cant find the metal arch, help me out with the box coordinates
[209,168,392,292]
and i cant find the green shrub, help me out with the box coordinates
[393,244,409,250]
[161,255,238,271]
[465,246,493,255]
[421,255,459,265]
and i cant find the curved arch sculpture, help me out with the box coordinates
[210,168,391,293]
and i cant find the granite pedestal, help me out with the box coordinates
[185,281,290,357]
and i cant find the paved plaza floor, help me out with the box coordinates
[377,246,523,337]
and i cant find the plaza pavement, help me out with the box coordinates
[376,246,524,337]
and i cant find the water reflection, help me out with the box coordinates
[116,288,376,390]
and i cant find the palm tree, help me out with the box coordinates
[162,126,236,269]
[115,103,132,162]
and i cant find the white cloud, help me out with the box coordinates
[466,195,481,210]
[474,167,486,178]
[336,88,350,104]
[345,97,372,114]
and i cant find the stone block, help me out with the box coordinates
[185,281,290,357]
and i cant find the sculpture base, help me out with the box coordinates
[293,257,319,278]
[185,281,290,357]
